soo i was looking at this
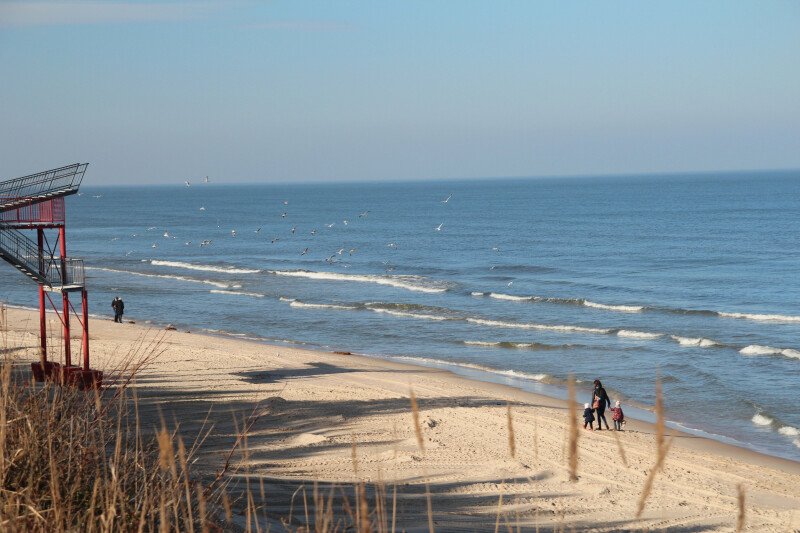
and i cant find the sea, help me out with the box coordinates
[1,171,799,461]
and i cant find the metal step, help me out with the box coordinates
[0,223,85,288]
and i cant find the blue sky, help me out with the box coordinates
[1,1,798,185]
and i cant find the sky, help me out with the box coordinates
[1,1,799,185]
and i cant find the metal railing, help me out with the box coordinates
[0,224,85,287]
[0,197,65,225]
[0,163,87,213]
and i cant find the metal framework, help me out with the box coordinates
[0,163,101,388]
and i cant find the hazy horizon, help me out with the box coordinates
[1,1,799,185]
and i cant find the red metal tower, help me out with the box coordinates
[0,163,102,388]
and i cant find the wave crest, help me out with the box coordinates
[151,260,260,274]
[269,270,449,293]
[740,345,800,360]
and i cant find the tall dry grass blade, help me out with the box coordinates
[736,483,746,532]
[635,376,673,519]
[494,486,504,533]
[409,389,425,453]
[351,434,359,481]
[567,375,579,482]
[409,388,434,533]
[610,423,628,467]
[506,404,516,459]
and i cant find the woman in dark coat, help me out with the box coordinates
[592,379,611,430]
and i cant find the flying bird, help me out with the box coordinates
[441,194,452,203]
[358,211,370,218]
[300,248,309,256]
[185,180,191,187]
[203,176,209,183]
[290,226,296,234]
[231,229,237,237]
[199,206,206,211]
[435,223,444,231]
[255,227,262,234]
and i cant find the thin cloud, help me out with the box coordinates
[0,1,223,27]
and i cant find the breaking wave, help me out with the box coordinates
[466,317,610,335]
[717,311,800,323]
[463,340,582,350]
[615,330,662,340]
[583,301,644,313]
[670,335,719,348]
[151,260,260,274]
[209,289,264,298]
[740,345,800,360]
[752,413,774,426]
[86,266,230,289]
[487,292,642,313]
[268,270,449,293]
[391,356,549,383]
[289,301,358,311]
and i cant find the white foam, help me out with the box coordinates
[279,297,296,302]
[269,270,448,294]
[583,300,643,313]
[289,301,358,311]
[778,426,800,437]
[488,292,532,301]
[86,266,229,288]
[466,317,609,335]
[718,311,800,323]
[752,413,773,426]
[392,356,548,382]
[794,439,800,449]
[616,330,662,340]
[463,340,499,347]
[740,345,800,359]
[670,335,719,347]
[209,289,264,298]
[151,260,260,274]
[368,308,449,321]
[470,291,485,297]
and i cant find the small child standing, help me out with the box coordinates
[610,400,624,431]
[583,402,595,430]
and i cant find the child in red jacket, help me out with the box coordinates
[609,400,624,431]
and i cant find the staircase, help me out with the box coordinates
[0,163,88,289]
[0,163,87,212]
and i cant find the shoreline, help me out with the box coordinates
[4,301,799,464]
[3,304,800,530]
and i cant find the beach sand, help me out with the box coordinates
[2,305,799,531]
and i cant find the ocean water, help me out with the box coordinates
[2,172,799,460]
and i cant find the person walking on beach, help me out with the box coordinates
[583,402,595,430]
[592,379,611,430]
[610,400,625,431]
[112,296,125,323]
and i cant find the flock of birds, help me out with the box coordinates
[99,177,463,271]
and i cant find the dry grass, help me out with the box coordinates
[506,403,516,459]
[566,375,579,482]
[635,377,674,519]
[736,483,745,532]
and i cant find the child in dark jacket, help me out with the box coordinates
[583,402,595,430]
[609,400,624,431]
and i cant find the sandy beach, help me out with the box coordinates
[2,305,799,531]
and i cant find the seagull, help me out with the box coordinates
[282,200,289,205]
[281,212,287,218]
[130,233,138,237]
[185,180,191,187]
[349,248,357,256]
[435,223,444,231]
[358,211,370,218]
[199,206,206,211]
[337,248,345,255]
[300,248,309,256]
[290,226,296,234]
[491,246,500,252]
[185,241,192,245]
[387,242,397,248]
[326,255,337,263]
[231,229,237,237]
[151,243,158,248]
[441,194,452,203]
[343,219,348,225]
[254,227,262,234]
[200,239,213,247]
[310,229,316,236]
[271,236,280,243]
[125,250,134,256]
[203,176,209,183]
[163,231,170,238]
[507,281,513,287]
[326,223,335,228]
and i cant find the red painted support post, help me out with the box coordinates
[37,228,47,364]
[59,226,71,368]
[81,289,89,371]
